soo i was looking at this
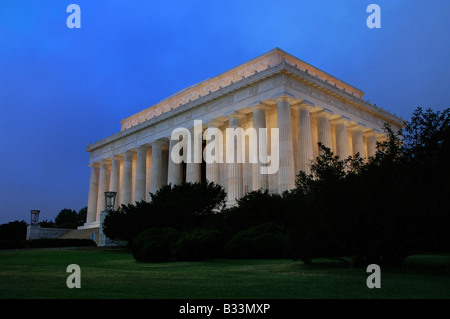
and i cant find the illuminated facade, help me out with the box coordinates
[81,48,403,229]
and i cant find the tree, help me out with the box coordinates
[0,220,27,240]
[54,209,79,229]
[103,182,227,244]
[77,207,87,226]
[401,107,450,251]
[148,182,226,231]
[289,107,450,265]
[39,220,55,228]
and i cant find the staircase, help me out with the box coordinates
[58,227,99,245]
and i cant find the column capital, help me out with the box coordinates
[89,162,100,168]
[330,117,348,125]
[248,101,270,111]
[204,119,224,128]
[100,158,111,165]
[137,144,151,152]
[292,99,315,110]
[347,123,365,132]
[271,91,295,103]
[188,122,206,132]
[111,154,123,161]
[313,108,334,119]
[123,149,135,160]
[363,129,378,137]
[226,111,246,120]
[151,139,168,147]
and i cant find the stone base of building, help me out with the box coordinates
[26,225,72,240]
[78,221,100,230]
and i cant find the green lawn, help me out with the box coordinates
[0,248,449,299]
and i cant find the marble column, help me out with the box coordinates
[252,104,269,190]
[334,119,350,159]
[227,113,244,204]
[86,162,100,224]
[96,159,111,219]
[275,94,296,192]
[109,155,121,209]
[135,144,150,202]
[316,111,332,151]
[186,125,202,183]
[121,150,134,205]
[150,140,164,194]
[350,126,366,158]
[294,102,314,174]
[167,136,183,185]
[205,120,222,185]
[365,132,378,158]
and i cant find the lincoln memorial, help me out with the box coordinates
[80,48,403,230]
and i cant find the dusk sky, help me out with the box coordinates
[0,0,449,224]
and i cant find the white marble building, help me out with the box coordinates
[81,48,403,229]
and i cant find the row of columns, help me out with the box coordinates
[86,94,379,224]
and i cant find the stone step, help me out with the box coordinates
[58,227,99,244]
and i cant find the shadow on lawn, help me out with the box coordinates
[297,254,450,278]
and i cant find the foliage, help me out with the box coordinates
[77,207,87,225]
[0,238,96,250]
[0,220,27,240]
[132,228,180,262]
[148,181,226,231]
[289,107,450,265]
[39,220,55,228]
[102,201,154,244]
[223,223,291,259]
[173,228,223,261]
[104,107,450,265]
[54,209,79,229]
[27,238,96,248]
[103,182,226,244]
[224,189,287,233]
[0,240,27,249]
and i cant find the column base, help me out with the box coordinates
[78,221,100,230]
[226,200,238,207]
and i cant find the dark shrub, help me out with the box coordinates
[173,228,222,261]
[149,182,226,231]
[55,209,79,229]
[0,240,27,249]
[103,182,226,245]
[224,190,286,235]
[0,220,27,240]
[28,239,96,248]
[132,228,180,262]
[223,223,290,259]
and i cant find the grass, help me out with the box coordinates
[0,248,449,299]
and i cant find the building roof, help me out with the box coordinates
[120,48,366,131]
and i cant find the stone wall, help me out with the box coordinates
[26,225,72,240]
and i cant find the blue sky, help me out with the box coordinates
[0,0,449,224]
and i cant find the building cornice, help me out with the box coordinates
[86,57,404,152]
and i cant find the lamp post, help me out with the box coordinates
[99,191,117,247]
[104,191,117,211]
[30,210,40,225]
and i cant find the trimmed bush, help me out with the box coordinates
[0,221,27,240]
[28,238,96,248]
[0,239,96,250]
[223,223,290,259]
[0,240,27,250]
[132,228,180,262]
[173,228,222,261]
